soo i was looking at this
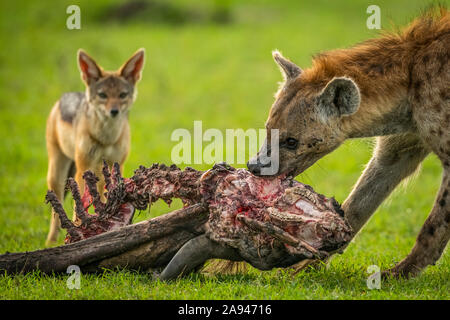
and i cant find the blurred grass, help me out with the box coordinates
[0,0,448,299]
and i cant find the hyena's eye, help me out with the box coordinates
[98,92,107,99]
[119,92,128,99]
[284,138,298,150]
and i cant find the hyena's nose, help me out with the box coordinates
[247,161,261,175]
[110,109,119,117]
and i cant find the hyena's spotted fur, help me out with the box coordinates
[248,8,449,278]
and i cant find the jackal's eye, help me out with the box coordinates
[98,92,107,99]
[285,138,298,150]
[119,92,128,99]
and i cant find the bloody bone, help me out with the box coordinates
[0,162,352,279]
[0,204,207,274]
[193,164,351,274]
[46,162,203,244]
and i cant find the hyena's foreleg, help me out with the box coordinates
[342,134,429,233]
[384,167,449,278]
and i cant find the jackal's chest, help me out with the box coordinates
[76,137,127,164]
[95,144,123,162]
[75,121,129,164]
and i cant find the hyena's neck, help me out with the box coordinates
[305,36,417,139]
[309,10,448,139]
[342,95,414,139]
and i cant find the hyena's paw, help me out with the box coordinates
[381,260,421,279]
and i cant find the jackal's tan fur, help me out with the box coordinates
[45,49,145,245]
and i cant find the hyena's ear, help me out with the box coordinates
[119,48,145,84]
[272,50,302,80]
[77,49,103,85]
[317,77,360,119]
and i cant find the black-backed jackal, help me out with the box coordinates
[45,49,145,245]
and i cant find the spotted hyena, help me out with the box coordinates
[248,8,449,278]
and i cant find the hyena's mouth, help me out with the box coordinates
[286,152,325,177]
[285,166,299,178]
[277,163,302,179]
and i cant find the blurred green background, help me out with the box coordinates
[0,0,448,299]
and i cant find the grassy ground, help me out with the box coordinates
[0,0,448,299]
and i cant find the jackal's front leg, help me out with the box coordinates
[46,152,73,246]
[383,168,449,278]
[342,134,429,233]
[72,157,111,222]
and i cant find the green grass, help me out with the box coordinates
[0,0,448,299]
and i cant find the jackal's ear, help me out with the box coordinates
[119,48,145,84]
[317,77,360,119]
[272,50,302,80]
[77,49,103,85]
